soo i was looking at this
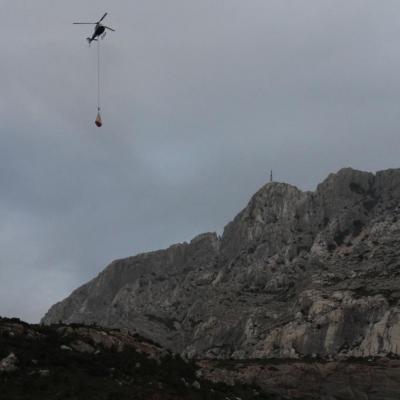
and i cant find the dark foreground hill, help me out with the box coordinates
[0,318,274,400]
[2,318,400,399]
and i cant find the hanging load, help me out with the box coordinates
[95,111,102,127]
[73,13,116,128]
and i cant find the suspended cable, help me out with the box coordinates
[95,40,102,127]
[97,40,101,111]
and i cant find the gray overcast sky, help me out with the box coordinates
[1,0,400,322]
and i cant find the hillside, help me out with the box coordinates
[0,317,272,400]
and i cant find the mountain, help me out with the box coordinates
[42,168,400,361]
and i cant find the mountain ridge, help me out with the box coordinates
[43,167,400,360]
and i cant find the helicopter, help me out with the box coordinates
[73,13,115,45]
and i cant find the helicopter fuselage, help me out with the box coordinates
[88,24,106,43]
[94,24,106,37]
[91,24,106,40]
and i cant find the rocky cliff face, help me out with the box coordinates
[42,168,400,360]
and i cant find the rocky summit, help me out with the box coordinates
[43,168,400,361]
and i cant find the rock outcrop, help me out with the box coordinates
[0,353,18,372]
[42,168,400,360]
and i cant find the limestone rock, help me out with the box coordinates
[192,380,201,389]
[0,353,18,372]
[71,340,95,354]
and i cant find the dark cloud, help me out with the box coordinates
[1,1,400,322]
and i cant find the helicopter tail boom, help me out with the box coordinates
[87,37,98,45]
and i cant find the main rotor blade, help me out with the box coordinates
[104,26,115,32]
[99,12,108,22]
[73,22,96,25]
